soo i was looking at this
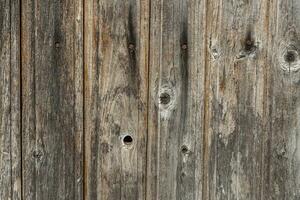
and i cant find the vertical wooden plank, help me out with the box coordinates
[146,0,206,199]
[21,0,83,199]
[203,0,270,199]
[0,0,21,199]
[264,0,300,199]
[84,0,149,199]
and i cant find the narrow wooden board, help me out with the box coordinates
[264,0,300,199]
[0,0,21,199]
[84,0,149,199]
[147,0,206,199]
[21,0,83,199]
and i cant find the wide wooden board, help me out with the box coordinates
[147,0,206,199]
[84,0,149,199]
[21,0,83,199]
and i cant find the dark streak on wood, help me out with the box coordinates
[0,0,21,199]
[21,0,83,199]
[84,0,149,199]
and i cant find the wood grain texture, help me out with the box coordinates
[202,0,300,199]
[0,0,21,199]
[146,0,206,199]
[265,0,300,199]
[203,0,300,199]
[203,0,270,199]
[84,0,149,199]
[0,0,299,199]
[21,0,83,199]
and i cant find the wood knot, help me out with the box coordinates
[128,43,135,52]
[244,38,256,52]
[209,40,221,60]
[158,85,176,120]
[211,47,220,60]
[284,50,297,63]
[279,43,299,72]
[236,31,258,59]
[181,145,190,154]
[159,92,171,105]
[276,146,287,159]
[32,150,43,160]
[181,43,187,50]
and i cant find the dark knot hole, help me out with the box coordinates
[285,51,296,63]
[181,145,189,154]
[159,92,171,105]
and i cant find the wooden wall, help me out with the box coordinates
[0,0,299,199]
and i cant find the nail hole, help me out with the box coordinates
[159,93,171,105]
[123,135,133,145]
[181,145,189,154]
[285,51,296,63]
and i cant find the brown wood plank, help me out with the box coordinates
[264,0,300,199]
[0,0,21,199]
[21,0,83,199]
[146,0,207,199]
[84,0,149,199]
[203,0,271,199]
[203,0,300,199]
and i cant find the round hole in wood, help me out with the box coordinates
[123,135,133,145]
[159,92,171,105]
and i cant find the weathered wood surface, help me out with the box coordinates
[147,0,206,199]
[266,0,300,198]
[203,0,270,199]
[84,0,149,199]
[203,0,300,199]
[21,0,83,199]
[0,0,21,199]
[0,0,299,199]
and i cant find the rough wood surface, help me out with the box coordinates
[21,0,83,199]
[147,0,206,199]
[202,0,300,199]
[266,0,300,199]
[0,0,299,199]
[0,0,21,199]
[84,0,149,199]
[203,0,270,199]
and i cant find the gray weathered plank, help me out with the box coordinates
[264,0,300,199]
[203,0,270,199]
[21,0,83,199]
[0,0,21,199]
[203,0,300,199]
[146,0,206,199]
[84,0,149,199]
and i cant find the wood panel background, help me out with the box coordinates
[0,0,299,199]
